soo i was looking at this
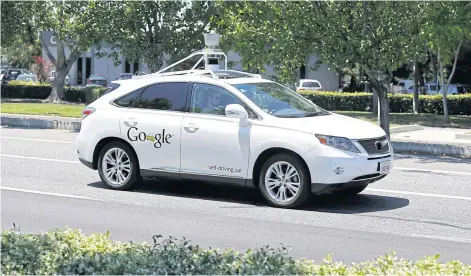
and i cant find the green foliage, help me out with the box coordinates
[2,227,470,275]
[1,83,106,103]
[96,1,214,72]
[300,91,471,116]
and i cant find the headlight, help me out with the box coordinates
[315,134,360,153]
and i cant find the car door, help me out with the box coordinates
[117,82,190,176]
[180,82,254,185]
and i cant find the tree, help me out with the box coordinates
[2,1,112,102]
[420,1,471,123]
[1,1,41,69]
[96,1,214,73]
[33,0,114,102]
[213,1,425,137]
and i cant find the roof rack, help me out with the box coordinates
[132,32,263,81]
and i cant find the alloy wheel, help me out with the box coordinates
[101,147,131,187]
[264,161,301,203]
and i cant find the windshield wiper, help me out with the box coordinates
[304,112,320,117]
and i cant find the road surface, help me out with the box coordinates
[1,126,471,263]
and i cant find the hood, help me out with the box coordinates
[274,113,387,140]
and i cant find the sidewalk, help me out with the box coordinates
[1,113,470,157]
[391,127,471,157]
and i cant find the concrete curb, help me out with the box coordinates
[391,141,471,158]
[390,125,424,134]
[1,114,81,131]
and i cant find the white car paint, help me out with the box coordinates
[76,73,393,208]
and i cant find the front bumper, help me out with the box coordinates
[302,143,393,186]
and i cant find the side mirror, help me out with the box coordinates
[225,104,248,119]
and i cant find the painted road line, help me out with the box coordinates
[1,187,91,200]
[0,154,80,164]
[0,136,75,144]
[410,234,471,244]
[393,166,471,176]
[367,188,471,202]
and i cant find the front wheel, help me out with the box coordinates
[97,141,140,190]
[259,153,311,208]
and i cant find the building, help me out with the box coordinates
[41,31,340,90]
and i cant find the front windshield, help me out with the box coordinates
[232,82,330,118]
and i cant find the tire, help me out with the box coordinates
[337,184,368,196]
[97,141,140,190]
[258,153,311,208]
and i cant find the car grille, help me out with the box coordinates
[357,136,390,155]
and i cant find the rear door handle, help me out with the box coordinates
[124,118,138,127]
[183,123,199,133]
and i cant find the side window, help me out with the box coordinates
[133,82,189,111]
[190,83,256,118]
[113,87,144,107]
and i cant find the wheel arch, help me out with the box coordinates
[251,147,311,188]
[92,136,139,170]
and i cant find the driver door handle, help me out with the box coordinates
[184,123,199,133]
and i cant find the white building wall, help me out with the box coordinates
[304,56,340,91]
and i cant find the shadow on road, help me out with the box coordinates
[88,179,409,214]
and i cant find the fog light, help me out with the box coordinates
[334,167,344,175]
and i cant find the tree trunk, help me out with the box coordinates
[413,61,420,114]
[47,67,68,102]
[377,90,390,138]
[438,48,449,124]
[431,52,438,91]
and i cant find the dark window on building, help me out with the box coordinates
[113,87,144,107]
[133,82,189,111]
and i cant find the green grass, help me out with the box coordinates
[335,111,471,129]
[1,103,84,118]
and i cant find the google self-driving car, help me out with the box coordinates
[76,34,392,208]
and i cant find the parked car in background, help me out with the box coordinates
[296,79,323,92]
[1,68,30,84]
[117,73,134,80]
[15,74,38,83]
[86,74,108,87]
[48,70,70,86]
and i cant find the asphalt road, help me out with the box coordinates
[1,126,471,264]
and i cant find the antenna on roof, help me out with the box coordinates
[132,31,228,80]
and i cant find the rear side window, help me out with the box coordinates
[114,87,144,107]
[133,82,189,112]
[104,83,121,95]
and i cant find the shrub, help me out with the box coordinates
[300,91,471,115]
[1,227,470,275]
[1,83,108,103]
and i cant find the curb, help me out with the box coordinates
[1,114,81,131]
[391,141,471,158]
[390,125,424,134]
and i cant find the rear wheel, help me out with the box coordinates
[258,153,311,208]
[97,141,140,190]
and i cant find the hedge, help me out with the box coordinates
[1,227,470,275]
[1,82,108,103]
[300,91,471,116]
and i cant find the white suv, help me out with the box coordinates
[76,70,393,208]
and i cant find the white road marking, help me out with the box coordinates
[367,188,471,201]
[0,154,80,164]
[410,234,471,244]
[0,136,75,144]
[1,187,91,200]
[393,166,471,176]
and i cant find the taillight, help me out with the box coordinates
[82,107,96,119]
[87,79,92,83]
